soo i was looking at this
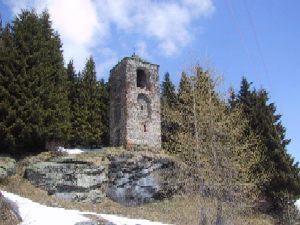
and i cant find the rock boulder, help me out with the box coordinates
[106,153,178,206]
[24,157,106,203]
[0,157,16,181]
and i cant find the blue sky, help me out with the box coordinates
[1,0,299,163]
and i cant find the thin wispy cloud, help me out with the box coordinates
[4,0,215,73]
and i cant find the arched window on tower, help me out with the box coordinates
[137,94,151,119]
[137,69,147,88]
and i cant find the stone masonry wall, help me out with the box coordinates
[109,55,161,149]
[109,61,127,146]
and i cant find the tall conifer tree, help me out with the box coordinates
[233,77,300,209]
[161,72,177,107]
[161,72,178,151]
[0,23,19,151]
[66,60,80,145]
[97,79,109,146]
[74,57,103,147]
[0,10,71,151]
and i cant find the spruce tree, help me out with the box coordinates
[97,79,109,146]
[66,60,80,145]
[39,11,71,147]
[10,11,45,150]
[74,57,103,147]
[177,72,194,136]
[0,23,19,152]
[161,72,178,151]
[0,10,71,151]
[71,71,85,146]
[66,60,79,110]
[234,77,300,209]
[161,72,177,107]
[0,15,2,33]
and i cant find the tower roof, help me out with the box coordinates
[110,55,159,73]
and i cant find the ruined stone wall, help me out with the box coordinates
[109,62,127,146]
[109,55,161,149]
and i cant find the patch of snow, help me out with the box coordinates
[98,214,172,225]
[57,147,102,155]
[1,190,172,225]
[1,191,90,225]
[295,199,300,212]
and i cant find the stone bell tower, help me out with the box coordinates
[109,54,161,149]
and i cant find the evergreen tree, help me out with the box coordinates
[0,15,2,33]
[71,71,85,146]
[38,11,71,147]
[0,23,19,152]
[233,77,300,209]
[177,72,194,136]
[161,72,177,107]
[0,10,71,151]
[66,60,79,109]
[161,72,178,151]
[66,60,80,145]
[97,79,109,146]
[73,57,103,147]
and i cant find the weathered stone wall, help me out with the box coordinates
[110,55,161,149]
[109,62,127,146]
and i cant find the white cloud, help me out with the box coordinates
[181,0,215,16]
[48,0,103,46]
[136,40,151,60]
[47,0,104,70]
[140,2,190,55]
[98,0,134,30]
[4,0,215,70]
[96,48,118,79]
[4,0,104,71]
[95,0,215,56]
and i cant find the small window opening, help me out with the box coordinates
[137,69,147,88]
[144,124,147,132]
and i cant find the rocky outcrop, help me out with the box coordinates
[106,153,178,206]
[0,157,16,181]
[23,151,181,206]
[24,157,106,203]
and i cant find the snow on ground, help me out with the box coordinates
[99,214,172,225]
[57,147,102,155]
[295,199,300,212]
[1,191,172,225]
[1,191,90,225]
